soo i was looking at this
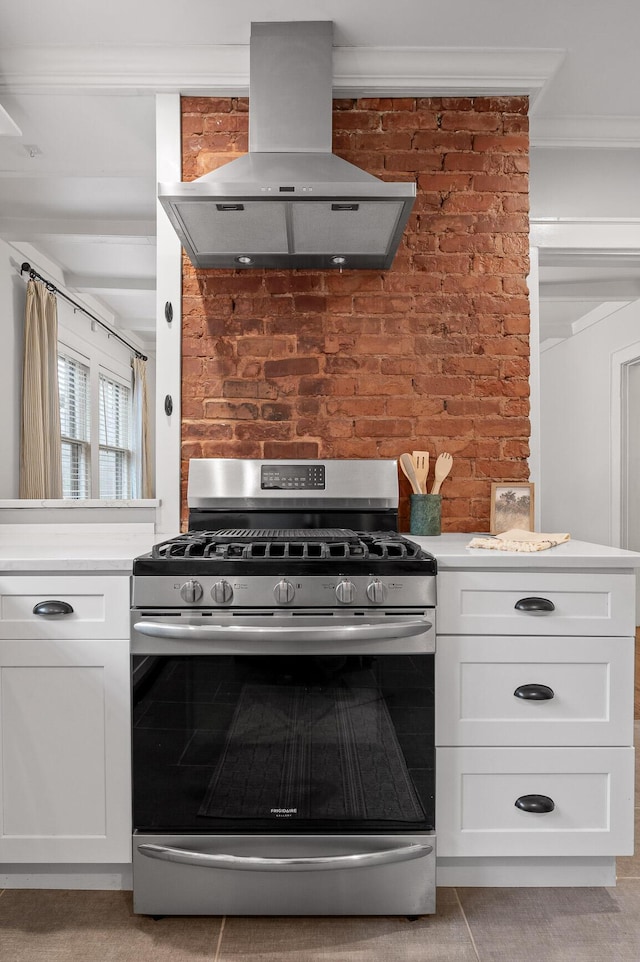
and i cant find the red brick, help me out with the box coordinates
[442,193,499,214]
[413,131,474,151]
[261,403,292,422]
[203,401,258,421]
[474,418,530,438]
[299,377,356,397]
[325,355,381,374]
[355,376,413,397]
[386,396,444,417]
[182,421,234,440]
[296,418,354,439]
[236,338,292,358]
[263,442,320,459]
[354,419,413,437]
[234,422,292,441]
[325,397,386,417]
[472,173,529,193]
[440,111,501,132]
[413,375,473,396]
[473,134,529,152]
[179,94,532,523]
[263,357,320,378]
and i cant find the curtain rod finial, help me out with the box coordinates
[20,262,31,274]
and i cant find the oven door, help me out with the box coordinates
[131,608,435,915]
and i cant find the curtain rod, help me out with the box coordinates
[20,262,148,362]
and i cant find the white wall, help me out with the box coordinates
[530,148,640,218]
[540,297,640,543]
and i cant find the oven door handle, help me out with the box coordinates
[132,618,431,644]
[137,841,433,872]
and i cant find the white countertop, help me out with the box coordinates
[408,532,640,569]
[1,529,639,572]
[0,525,156,572]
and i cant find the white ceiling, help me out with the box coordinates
[1,0,639,349]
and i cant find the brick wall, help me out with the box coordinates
[180,96,530,532]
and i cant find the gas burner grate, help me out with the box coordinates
[212,540,367,559]
[363,534,423,560]
[150,529,431,564]
[152,529,368,561]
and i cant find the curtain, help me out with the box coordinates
[132,356,153,498]
[19,279,63,498]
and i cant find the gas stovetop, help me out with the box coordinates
[134,529,436,574]
[131,529,437,608]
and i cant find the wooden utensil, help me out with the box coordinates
[399,453,422,495]
[430,452,453,494]
[412,450,429,493]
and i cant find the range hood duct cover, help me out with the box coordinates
[158,21,416,270]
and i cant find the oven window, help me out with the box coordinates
[132,654,434,833]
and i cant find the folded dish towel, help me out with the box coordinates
[467,529,571,552]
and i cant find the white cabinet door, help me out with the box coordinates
[437,570,635,637]
[436,634,634,746]
[0,575,130,640]
[0,638,131,862]
[437,746,635,857]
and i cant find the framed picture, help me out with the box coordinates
[490,482,535,535]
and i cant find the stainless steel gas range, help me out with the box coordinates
[130,459,437,917]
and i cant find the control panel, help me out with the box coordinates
[134,574,436,609]
[261,463,325,490]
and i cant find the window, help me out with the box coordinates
[99,373,132,499]
[58,353,90,499]
[57,347,133,500]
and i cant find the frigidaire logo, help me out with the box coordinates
[271,808,297,816]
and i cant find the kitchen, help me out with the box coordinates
[2,2,640,960]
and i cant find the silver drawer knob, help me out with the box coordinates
[366,578,386,604]
[335,579,356,604]
[180,580,203,603]
[273,579,295,604]
[211,579,233,604]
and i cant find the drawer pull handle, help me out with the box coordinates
[32,600,74,616]
[514,597,555,613]
[515,794,555,814]
[514,683,555,701]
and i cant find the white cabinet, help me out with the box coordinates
[0,573,131,863]
[436,634,634,746]
[438,570,635,637]
[0,575,129,640]
[436,567,636,863]
[437,746,635,857]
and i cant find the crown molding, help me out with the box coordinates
[0,43,563,99]
[8,44,638,146]
[530,115,640,148]
[530,218,640,250]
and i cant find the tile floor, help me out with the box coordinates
[1,726,639,962]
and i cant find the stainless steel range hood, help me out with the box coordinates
[158,21,416,270]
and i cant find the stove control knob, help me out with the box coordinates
[274,578,295,604]
[366,578,386,605]
[180,580,203,604]
[335,579,356,604]
[211,579,233,605]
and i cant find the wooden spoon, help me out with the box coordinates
[412,450,429,493]
[430,452,453,494]
[399,453,422,495]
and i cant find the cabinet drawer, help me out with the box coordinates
[435,635,634,746]
[0,576,130,639]
[436,746,634,857]
[438,570,635,636]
